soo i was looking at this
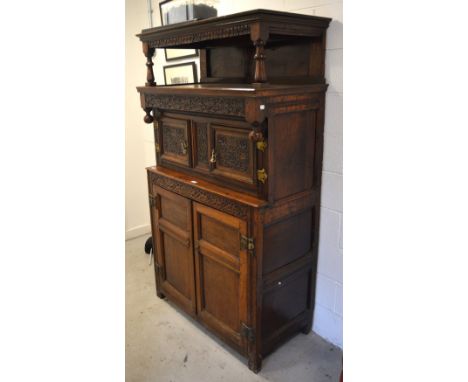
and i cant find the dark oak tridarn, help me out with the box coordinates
[136,9,331,373]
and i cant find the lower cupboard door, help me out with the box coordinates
[192,202,250,354]
[153,186,196,316]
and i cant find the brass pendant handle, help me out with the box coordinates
[210,149,217,164]
[181,141,188,155]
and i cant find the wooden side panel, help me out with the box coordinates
[262,269,310,338]
[269,109,316,202]
[193,202,249,354]
[262,209,313,274]
[208,46,252,80]
[265,42,310,78]
[261,261,314,356]
[153,186,196,316]
[259,195,318,356]
[205,41,320,84]
[308,34,327,82]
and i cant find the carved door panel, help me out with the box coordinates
[210,124,255,185]
[153,185,196,316]
[159,115,192,168]
[192,202,250,353]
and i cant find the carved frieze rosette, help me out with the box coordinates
[150,173,249,219]
[144,94,245,117]
[148,24,251,48]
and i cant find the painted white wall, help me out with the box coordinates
[216,0,344,348]
[125,0,202,240]
[125,0,154,240]
[126,0,343,348]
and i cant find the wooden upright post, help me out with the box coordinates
[253,39,267,83]
[143,42,156,86]
[250,23,269,84]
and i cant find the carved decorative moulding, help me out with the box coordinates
[144,94,245,117]
[149,172,249,219]
[147,24,251,48]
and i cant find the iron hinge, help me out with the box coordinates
[240,323,255,342]
[240,235,255,256]
[149,195,157,209]
[155,143,160,153]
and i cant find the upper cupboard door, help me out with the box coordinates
[210,124,255,186]
[192,202,250,354]
[159,115,191,167]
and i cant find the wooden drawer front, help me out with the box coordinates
[193,202,249,353]
[211,124,254,185]
[153,186,196,315]
[159,116,191,167]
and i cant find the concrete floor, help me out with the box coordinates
[126,234,342,382]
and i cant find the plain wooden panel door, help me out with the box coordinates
[192,202,250,354]
[153,185,196,316]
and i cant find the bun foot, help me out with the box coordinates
[248,356,262,373]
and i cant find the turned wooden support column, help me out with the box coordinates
[253,39,267,83]
[250,23,269,84]
[142,42,156,86]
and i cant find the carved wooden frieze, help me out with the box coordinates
[150,173,249,219]
[147,24,251,48]
[144,94,245,117]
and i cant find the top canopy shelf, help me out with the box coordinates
[137,8,331,49]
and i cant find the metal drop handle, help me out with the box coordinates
[210,149,217,164]
[181,141,188,155]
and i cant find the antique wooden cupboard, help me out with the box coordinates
[136,9,331,372]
